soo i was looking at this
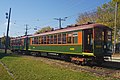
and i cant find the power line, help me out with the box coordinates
[54,17,68,29]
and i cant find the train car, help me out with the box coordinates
[10,36,29,53]
[10,23,112,65]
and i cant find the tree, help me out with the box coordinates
[1,36,6,46]
[76,0,120,43]
[35,26,53,34]
[1,36,10,48]
[76,11,97,24]
[113,0,120,2]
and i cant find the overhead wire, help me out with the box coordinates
[11,0,97,36]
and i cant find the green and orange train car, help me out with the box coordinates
[10,23,113,65]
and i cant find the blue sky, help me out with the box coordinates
[0,0,111,37]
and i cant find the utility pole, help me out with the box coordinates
[54,17,67,29]
[25,24,28,54]
[5,8,11,54]
[113,2,118,54]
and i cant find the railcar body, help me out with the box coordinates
[10,23,112,64]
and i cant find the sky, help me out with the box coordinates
[0,0,111,37]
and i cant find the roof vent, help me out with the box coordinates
[87,22,94,24]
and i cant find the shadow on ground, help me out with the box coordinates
[101,61,120,70]
[0,53,9,59]
[0,49,21,59]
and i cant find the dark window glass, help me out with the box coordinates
[62,34,66,44]
[49,35,53,44]
[54,34,57,44]
[46,36,49,44]
[58,34,61,44]
[67,33,72,44]
[43,36,46,44]
[41,36,43,44]
[107,31,112,41]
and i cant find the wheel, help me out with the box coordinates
[35,52,41,57]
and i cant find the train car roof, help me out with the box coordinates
[10,36,26,40]
[29,23,112,38]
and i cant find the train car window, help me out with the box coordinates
[16,40,18,45]
[39,37,41,44]
[58,34,61,44]
[36,37,39,44]
[41,36,43,44]
[37,37,39,44]
[16,39,18,45]
[102,32,105,41]
[34,37,36,44]
[13,40,15,45]
[87,34,93,45]
[34,37,37,44]
[49,35,51,44]
[107,30,112,41]
[15,40,16,45]
[20,39,22,45]
[14,40,16,45]
[32,38,34,44]
[19,39,21,45]
[17,39,19,45]
[46,36,49,44]
[94,28,102,41]
[15,40,17,45]
[32,37,40,44]
[62,34,66,44]
[73,32,78,44]
[18,39,21,45]
[13,41,14,45]
[22,39,24,45]
[43,36,46,44]
[54,34,57,44]
[49,35,53,44]
[12,40,13,45]
[67,33,72,44]
[87,35,90,44]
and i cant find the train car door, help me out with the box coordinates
[83,29,93,53]
[93,28,103,56]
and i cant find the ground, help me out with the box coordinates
[0,49,120,80]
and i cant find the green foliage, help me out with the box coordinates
[76,11,97,24]
[1,36,10,48]
[113,0,120,3]
[35,26,53,34]
[76,0,120,42]
[1,36,6,45]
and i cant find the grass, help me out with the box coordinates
[0,64,13,80]
[0,56,104,80]
[0,50,118,80]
